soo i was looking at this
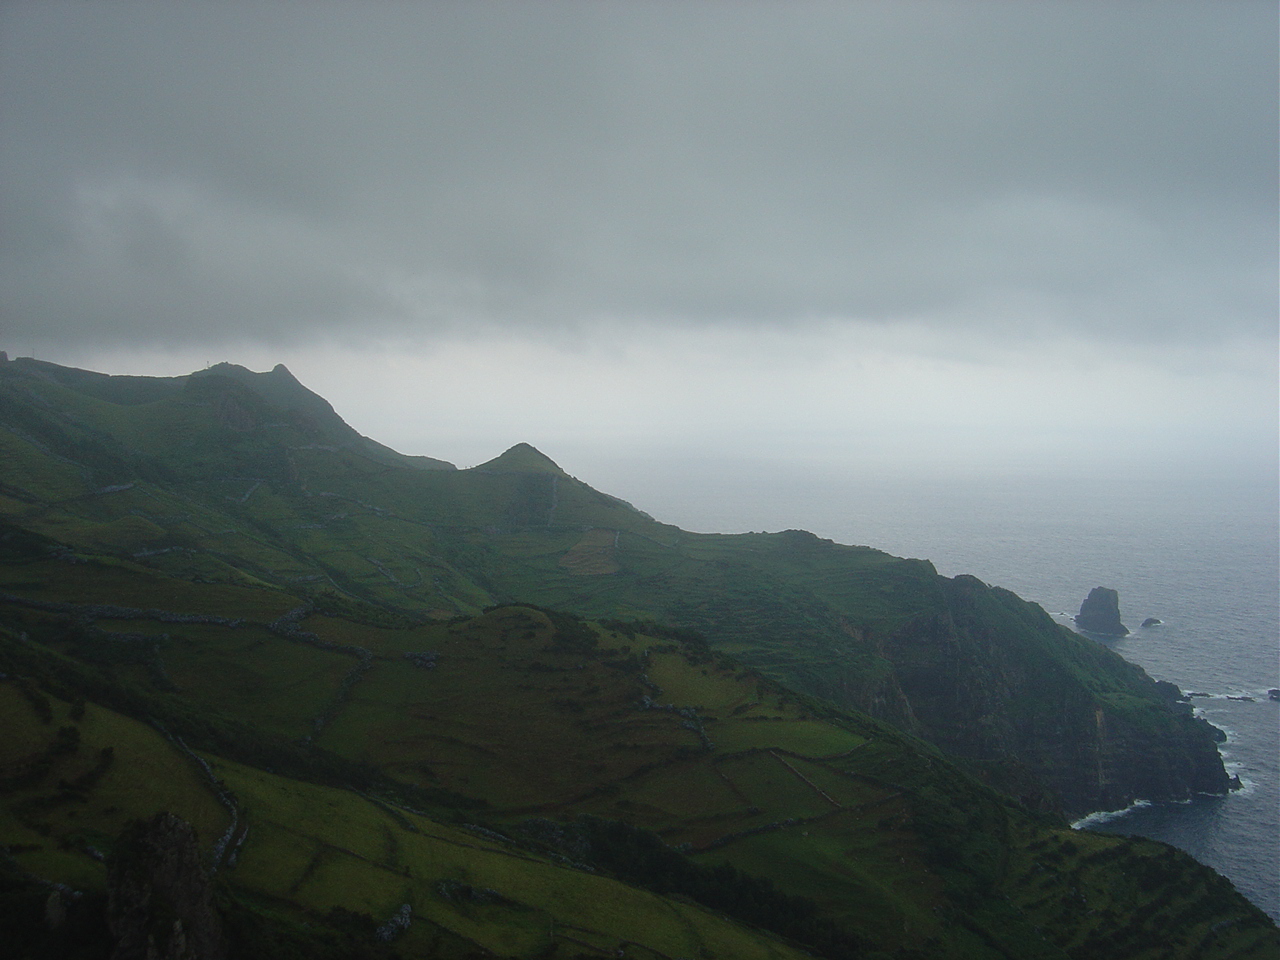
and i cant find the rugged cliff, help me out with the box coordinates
[875,576,1228,814]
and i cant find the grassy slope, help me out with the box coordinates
[0,359,1274,957]
[0,679,812,960]
[1,546,1274,959]
[0,361,1241,811]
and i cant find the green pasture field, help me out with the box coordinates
[712,716,866,754]
[212,754,813,960]
[314,633,685,808]
[557,527,621,576]
[643,648,747,708]
[777,752,888,806]
[161,626,353,739]
[712,751,836,821]
[0,435,85,500]
[11,510,166,559]
[0,639,814,957]
[700,809,946,943]
[0,682,230,891]
[293,613,424,653]
[0,557,296,622]
[605,759,745,828]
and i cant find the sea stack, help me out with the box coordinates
[1076,587,1129,636]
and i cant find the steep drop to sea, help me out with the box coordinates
[597,459,1279,921]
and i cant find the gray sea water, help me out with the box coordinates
[595,459,1279,921]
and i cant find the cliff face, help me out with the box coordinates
[874,576,1229,816]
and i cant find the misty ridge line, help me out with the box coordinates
[0,4,1273,494]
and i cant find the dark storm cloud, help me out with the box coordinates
[1,2,1274,349]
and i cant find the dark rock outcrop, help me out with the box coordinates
[1076,587,1129,636]
[107,813,226,960]
[1141,617,1162,627]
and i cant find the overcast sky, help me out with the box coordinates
[1,2,1275,493]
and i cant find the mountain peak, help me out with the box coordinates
[193,362,329,414]
[473,442,568,476]
[190,361,454,471]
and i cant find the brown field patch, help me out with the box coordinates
[559,528,620,575]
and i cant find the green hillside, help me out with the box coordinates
[1,552,1274,959]
[0,357,1228,816]
[1,356,1274,958]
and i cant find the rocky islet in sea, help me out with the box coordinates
[1075,586,1129,636]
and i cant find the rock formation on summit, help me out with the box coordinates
[1076,587,1129,636]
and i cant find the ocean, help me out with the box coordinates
[594,459,1280,921]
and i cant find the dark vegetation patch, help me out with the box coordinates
[518,815,865,960]
[0,615,488,819]
[0,854,111,960]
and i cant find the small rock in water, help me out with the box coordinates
[1269,689,1279,702]
[1141,617,1162,628]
